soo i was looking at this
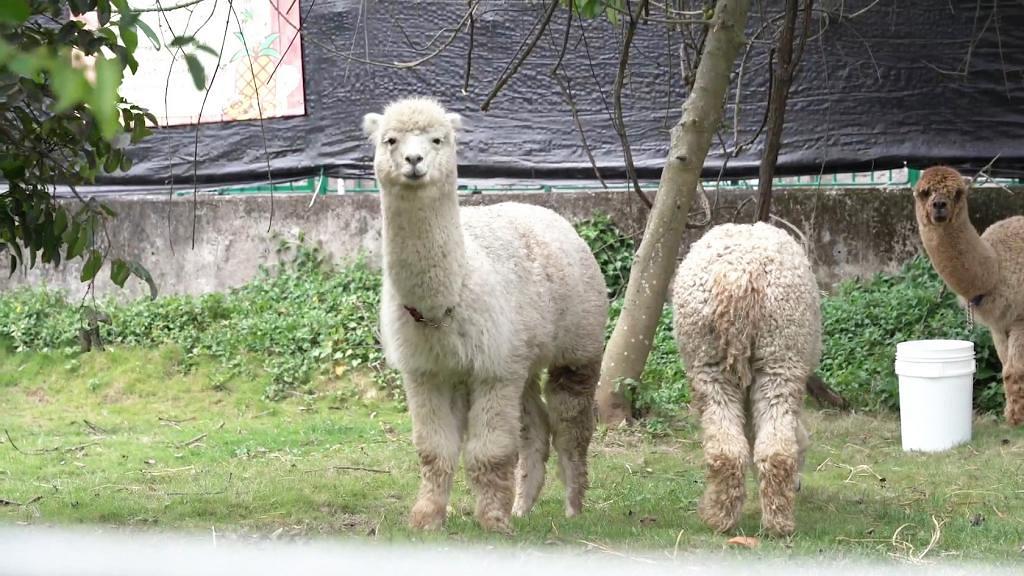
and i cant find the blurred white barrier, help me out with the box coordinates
[0,526,1015,576]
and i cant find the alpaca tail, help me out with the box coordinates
[710,265,765,389]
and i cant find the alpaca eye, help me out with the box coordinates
[432,137,442,145]
[385,137,396,146]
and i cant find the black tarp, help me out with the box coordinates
[104,0,1024,187]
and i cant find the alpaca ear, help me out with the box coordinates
[362,113,383,139]
[446,112,463,132]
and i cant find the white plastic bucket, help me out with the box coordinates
[894,339,975,452]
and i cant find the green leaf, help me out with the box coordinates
[136,19,161,50]
[50,60,91,112]
[606,5,620,25]
[184,53,206,90]
[195,44,220,58]
[170,35,196,48]
[97,0,112,26]
[103,149,121,173]
[89,56,123,141]
[67,0,88,16]
[110,258,130,287]
[63,219,80,245]
[119,22,139,53]
[0,0,30,24]
[80,249,103,282]
[67,224,89,260]
[131,113,153,143]
[128,260,158,299]
[53,208,69,238]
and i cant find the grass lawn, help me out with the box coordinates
[1,344,1022,564]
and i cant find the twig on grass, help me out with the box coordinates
[142,465,196,477]
[577,540,656,564]
[0,495,42,507]
[158,415,196,429]
[3,430,100,455]
[302,465,392,475]
[83,420,108,435]
[4,430,24,454]
[176,421,225,448]
[916,516,946,561]
[165,488,226,497]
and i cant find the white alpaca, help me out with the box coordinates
[672,223,820,537]
[363,98,608,532]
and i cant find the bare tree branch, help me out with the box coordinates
[755,0,813,223]
[190,1,232,249]
[132,0,206,12]
[228,1,276,233]
[612,0,652,209]
[463,0,475,94]
[480,0,561,111]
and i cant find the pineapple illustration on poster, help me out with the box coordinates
[76,0,305,126]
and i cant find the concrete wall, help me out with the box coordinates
[5,186,1024,300]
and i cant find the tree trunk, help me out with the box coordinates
[595,0,752,425]
[755,0,812,222]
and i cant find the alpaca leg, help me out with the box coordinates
[992,329,1009,365]
[465,376,525,532]
[1003,329,1024,427]
[405,375,464,531]
[512,373,550,517]
[750,367,804,537]
[795,418,810,493]
[692,366,748,534]
[545,361,599,518]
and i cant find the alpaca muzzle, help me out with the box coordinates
[930,199,950,223]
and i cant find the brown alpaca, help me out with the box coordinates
[912,166,1024,426]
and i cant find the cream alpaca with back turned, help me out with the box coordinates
[672,223,820,537]
[363,98,608,532]
[913,166,1024,426]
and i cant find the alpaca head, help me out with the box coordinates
[362,98,462,196]
[914,166,969,226]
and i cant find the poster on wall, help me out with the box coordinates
[75,0,306,126]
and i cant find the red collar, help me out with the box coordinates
[403,305,454,327]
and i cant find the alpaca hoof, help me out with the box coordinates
[564,503,581,518]
[409,499,446,531]
[762,513,796,538]
[698,498,741,534]
[476,509,512,533]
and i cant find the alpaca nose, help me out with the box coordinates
[405,154,423,166]
[933,199,948,210]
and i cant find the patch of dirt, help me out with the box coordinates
[24,388,50,405]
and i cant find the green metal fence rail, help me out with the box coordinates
[175,166,1022,197]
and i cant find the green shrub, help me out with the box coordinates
[820,256,1002,413]
[574,214,636,300]
[0,238,400,401]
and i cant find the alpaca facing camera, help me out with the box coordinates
[913,166,1024,427]
[364,97,609,532]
